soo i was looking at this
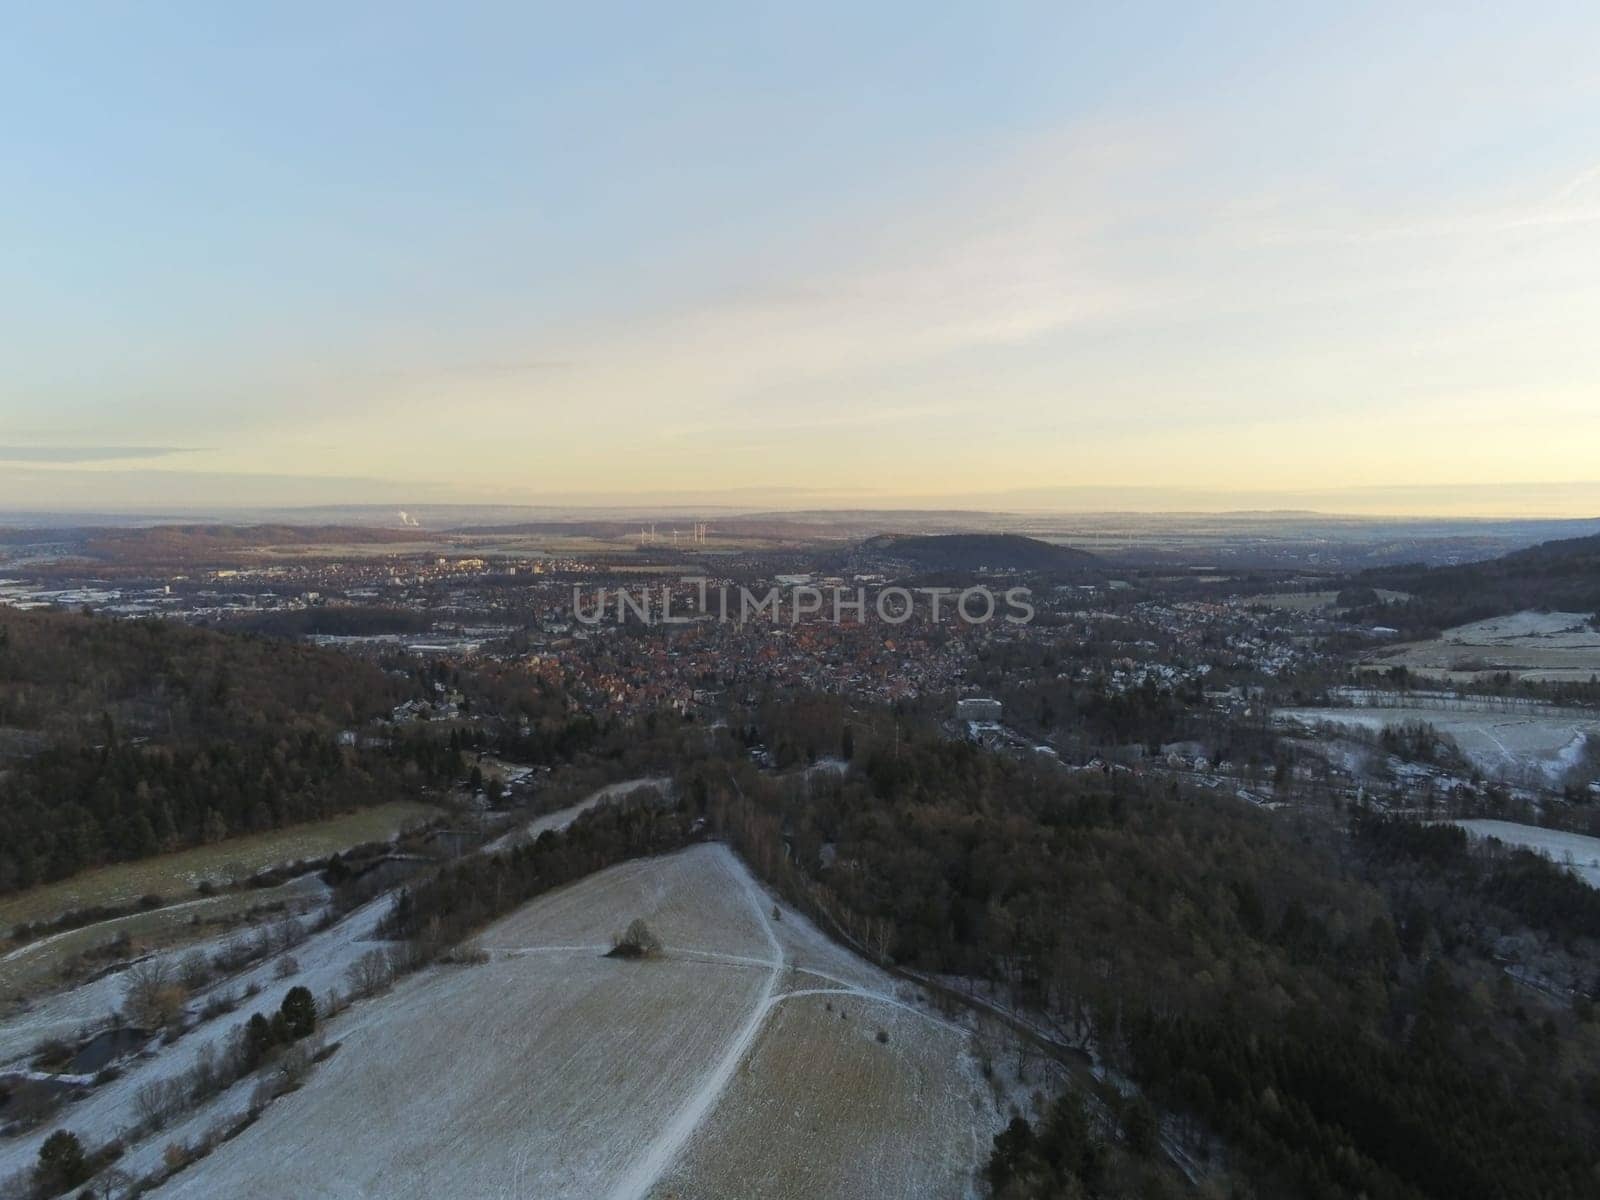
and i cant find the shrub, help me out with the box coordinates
[123,959,188,1029]
[441,938,489,965]
[345,950,393,998]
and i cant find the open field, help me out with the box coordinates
[1245,589,1410,613]
[1365,610,1600,684]
[657,990,991,1199]
[0,801,440,933]
[1454,820,1600,889]
[1275,704,1597,783]
[161,954,770,1199]
[1276,701,1598,783]
[0,876,330,1065]
[158,844,1005,1199]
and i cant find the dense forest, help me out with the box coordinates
[0,606,452,893]
[678,713,1600,1199]
[1359,533,1600,632]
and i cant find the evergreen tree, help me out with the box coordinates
[280,986,317,1039]
[245,1012,276,1068]
[35,1129,89,1194]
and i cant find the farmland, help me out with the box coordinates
[656,990,992,1199]
[1366,610,1600,684]
[0,801,440,933]
[0,802,438,1043]
[0,874,327,1011]
[1245,588,1410,613]
[157,845,1009,1199]
[1275,701,1598,783]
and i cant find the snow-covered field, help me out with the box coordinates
[0,874,329,1014]
[657,991,991,1199]
[1443,612,1600,648]
[1368,610,1600,684]
[1454,820,1600,888]
[156,844,1005,1199]
[0,895,394,1184]
[1276,706,1597,782]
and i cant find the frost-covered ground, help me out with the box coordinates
[0,875,329,1033]
[656,991,992,1200]
[1454,820,1600,889]
[0,895,393,1184]
[1443,612,1600,648]
[156,844,1007,1200]
[1275,706,1597,782]
[1368,610,1600,684]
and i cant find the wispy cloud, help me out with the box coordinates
[1263,162,1600,245]
[0,445,206,463]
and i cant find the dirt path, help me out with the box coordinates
[0,895,221,964]
[603,849,784,1200]
[481,777,672,854]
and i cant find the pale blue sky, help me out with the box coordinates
[3,3,1598,512]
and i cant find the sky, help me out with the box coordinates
[3,2,1599,516]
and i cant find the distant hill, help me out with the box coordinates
[82,524,423,561]
[853,533,1098,574]
[0,523,426,569]
[1364,533,1600,628]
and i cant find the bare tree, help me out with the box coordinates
[178,950,211,991]
[99,1166,137,1200]
[133,1076,186,1130]
[345,950,392,998]
[124,960,187,1029]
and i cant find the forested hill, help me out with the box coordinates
[0,606,449,894]
[1362,532,1600,628]
[686,712,1600,1200]
[854,533,1099,574]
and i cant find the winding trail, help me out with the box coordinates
[602,849,785,1200]
[488,942,966,1033]
[481,777,672,855]
[0,895,219,964]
